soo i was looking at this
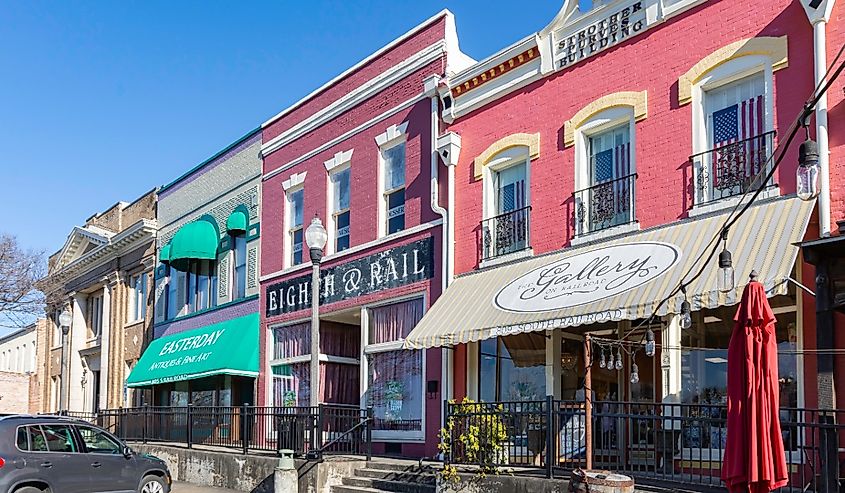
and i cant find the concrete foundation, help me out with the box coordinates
[131,444,366,493]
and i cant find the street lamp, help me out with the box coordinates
[58,308,72,413]
[305,215,328,408]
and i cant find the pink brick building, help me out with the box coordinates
[258,11,472,457]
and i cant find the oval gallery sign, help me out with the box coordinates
[495,242,681,313]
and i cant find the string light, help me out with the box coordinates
[614,348,623,371]
[630,362,639,384]
[644,328,655,357]
[599,348,607,369]
[797,124,820,201]
[717,229,735,294]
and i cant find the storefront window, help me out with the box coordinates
[271,322,310,407]
[680,298,798,450]
[479,333,546,401]
[365,298,424,433]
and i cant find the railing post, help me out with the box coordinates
[317,404,325,460]
[186,404,193,449]
[545,395,554,479]
[241,403,250,455]
[365,406,373,461]
[142,405,148,444]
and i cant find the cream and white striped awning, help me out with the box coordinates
[404,196,814,349]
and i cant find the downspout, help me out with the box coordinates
[813,19,832,237]
[424,75,452,437]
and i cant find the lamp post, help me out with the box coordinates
[305,216,328,408]
[58,308,72,413]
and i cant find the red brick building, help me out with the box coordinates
[258,11,472,457]
[402,0,845,485]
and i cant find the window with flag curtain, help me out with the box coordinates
[701,73,770,203]
[366,297,425,433]
[584,123,633,233]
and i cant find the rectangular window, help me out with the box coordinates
[288,189,304,265]
[365,298,424,434]
[477,333,546,401]
[187,259,216,312]
[166,266,182,320]
[128,273,147,323]
[383,143,406,235]
[232,234,247,299]
[272,322,311,407]
[697,73,771,204]
[88,292,104,338]
[332,168,351,252]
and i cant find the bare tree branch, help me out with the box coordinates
[0,233,45,327]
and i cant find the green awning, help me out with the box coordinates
[226,210,248,233]
[159,244,171,263]
[169,219,218,270]
[126,313,258,387]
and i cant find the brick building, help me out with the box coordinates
[0,320,47,414]
[258,11,471,457]
[40,190,157,412]
[400,0,845,484]
[126,130,263,408]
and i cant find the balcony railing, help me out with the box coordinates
[573,173,637,236]
[443,399,844,492]
[481,206,531,261]
[690,130,776,206]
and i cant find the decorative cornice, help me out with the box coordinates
[473,133,540,179]
[451,47,538,98]
[375,122,410,148]
[282,171,307,191]
[324,149,354,172]
[678,36,788,105]
[563,90,648,146]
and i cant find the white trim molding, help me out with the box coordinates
[375,122,410,147]
[282,172,307,191]
[323,149,354,172]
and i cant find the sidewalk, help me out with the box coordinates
[171,481,245,493]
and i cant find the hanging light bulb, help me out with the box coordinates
[644,328,656,357]
[614,348,623,371]
[599,348,606,369]
[630,363,640,384]
[718,230,735,294]
[680,300,692,330]
[796,131,820,201]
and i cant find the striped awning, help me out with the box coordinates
[404,196,814,349]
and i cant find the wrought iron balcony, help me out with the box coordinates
[690,130,776,206]
[573,173,637,236]
[481,206,531,261]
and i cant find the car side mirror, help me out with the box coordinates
[122,446,132,458]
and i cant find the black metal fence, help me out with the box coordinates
[64,404,373,460]
[481,206,531,260]
[573,173,637,236]
[443,399,845,492]
[690,130,776,206]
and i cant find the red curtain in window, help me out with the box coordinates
[320,322,360,358]
[369,298,425,344]
[273,323,310,359]
[320,362,360,405]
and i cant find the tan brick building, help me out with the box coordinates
[40,190,157,412]
[0,319,47,413]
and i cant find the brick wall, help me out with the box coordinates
[445,0,815,274]
[0,371,32,413]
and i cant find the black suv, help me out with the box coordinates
[0,414,171,493]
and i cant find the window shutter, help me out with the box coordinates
[217,253,230,306]
[246,243,259,296]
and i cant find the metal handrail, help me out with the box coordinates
[572,172,638,195]
[483,205,532,222]
[688,130,776,161]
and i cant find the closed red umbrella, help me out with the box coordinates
[722,277,788,493]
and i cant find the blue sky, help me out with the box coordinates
[0,1,580,258]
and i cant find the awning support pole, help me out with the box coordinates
[584,334,593,470]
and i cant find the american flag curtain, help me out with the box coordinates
[593,142,631,213]
[499,179,526,213]
[711,94,765,186]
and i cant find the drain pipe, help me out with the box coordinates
[802,0,836,237]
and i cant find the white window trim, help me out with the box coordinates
[360,293,427,442]
[690,55,778,211]
[127,272,147,324]
[481,146,532,221]
[326,158,352,255]
[376,123,409,238]
[573,106,638,240]
[283,185,305,269]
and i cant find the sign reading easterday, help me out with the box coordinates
[495,242,681,313]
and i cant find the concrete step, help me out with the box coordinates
[353,468,437,484]
[363,459,439,473]
[341,476,435,493]
[332,486,401,493]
